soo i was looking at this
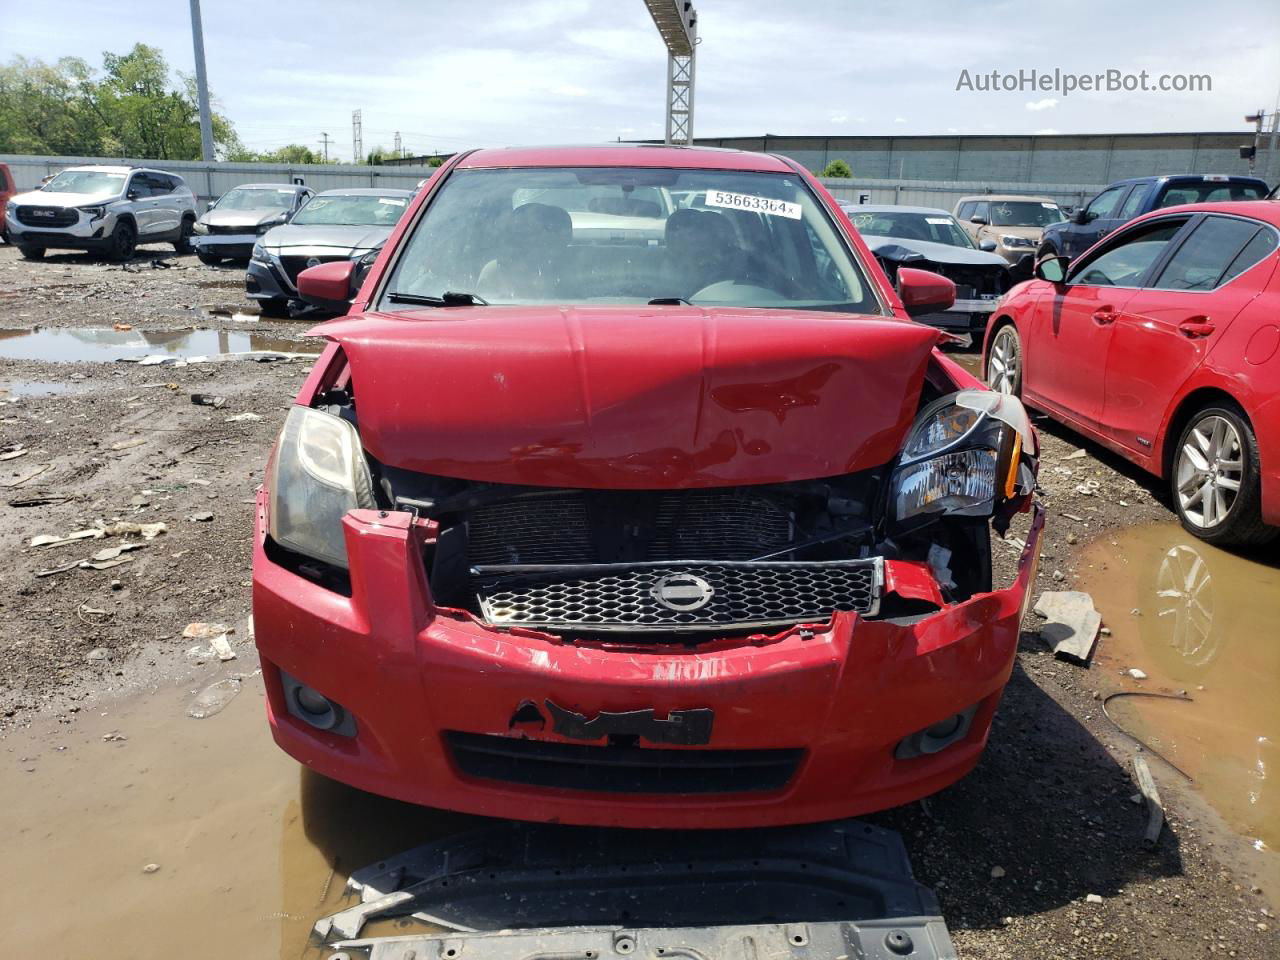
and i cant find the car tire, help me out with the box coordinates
[106,219,136,262]
[1170,404,1276,546]
[16,243,46,260]
[984,322,1022,397]
[258,297,291,316]
[173,216,195,254]
[197,251,222,266]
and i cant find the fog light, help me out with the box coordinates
[894,704,979,760]
[279,669,357,736]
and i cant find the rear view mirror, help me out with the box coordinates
[297,260,356,313]
[1035,256,1068,283]
[897,267,957,317]
[979,239,997,252]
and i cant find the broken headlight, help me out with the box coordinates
[269,406,375,568]
[893,390,1035,522]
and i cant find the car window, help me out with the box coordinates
[382,166,881,313]
[291,194,409,226]
[987,200,1064,227]
[1085,185,1129,219]
[1220,228,1279,285]
[848,210,975,248]
[147,174,174,195]
[973,201,989,221]
[1156,181,1267,208]
[1152,217,1273,291]
[957,201,974,220]
[1070,218,1187,287]
[1116,184,1150,220]
[128,175,153,198]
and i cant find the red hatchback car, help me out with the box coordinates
[253,145,1041,828]
[984,201,1280,545]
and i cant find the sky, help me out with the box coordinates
[2,0,1278,158]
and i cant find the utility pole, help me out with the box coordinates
[393,131,402,159]
[188,0,215,161]
[352,110,363,164]
[1244,111,1265,175]
[319,133,332,164]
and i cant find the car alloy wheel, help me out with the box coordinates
[986,325,1020,395]
[1174,414,1243,529]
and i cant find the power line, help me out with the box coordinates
[318,132,333,163]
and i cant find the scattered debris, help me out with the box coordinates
[1073,480,1101,496]
[29,521,166,549]
[1061,513,1085,522]
[1033,591,1102,665]
[30,529,102,548]
[1133,755,1166,847]
[1063,448,1088,460]
[0,447,29,461]
[187,511,214,522]
[225,411,262,422]
[1085,894,1104,904]
[187,677,242,718]
[190,393,226,409]
[1127,668,1148,680]
[990,865,1006,879]
[142,863,161,874]
[183,621,236,661]
[109,437,146,451]
[102,732,127,742]
[113,321,133,331]
[85,647,109,662]
[7,491,70,506]
[182,622,231,641]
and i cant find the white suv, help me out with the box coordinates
[4,165,198,261]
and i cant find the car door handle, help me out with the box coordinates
[1178,316,1215,338]
[1092,306,1117,325]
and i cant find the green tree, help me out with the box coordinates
[366,145,389,165]
[0,44,239,159]
[427,156,444,168]
[821,158,853,178]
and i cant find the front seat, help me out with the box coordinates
[663,209,741,298]
[477,202,573,300]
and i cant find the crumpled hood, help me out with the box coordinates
[199,208,287,230]
[10,189,118,208]
[262,223,390,253]
[866,235,1010,268]
[314,306,941,488]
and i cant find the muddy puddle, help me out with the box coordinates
[1078,524,1280,861]
[0,327,320,363]
[0,672,479,958]
[0,379,85,398]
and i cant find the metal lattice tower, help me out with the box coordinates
[352,109,363,164]
[643,1,698,145]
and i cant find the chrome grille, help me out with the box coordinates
[472,558,882,633]
[280,254,347,284]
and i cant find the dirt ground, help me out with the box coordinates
[1,241,1277,958]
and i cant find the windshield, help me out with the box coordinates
[846,210,974,249]
[988,200,1064,227]
[381,167,880,313]
[292,194,408,226]
[1157,182,1267,208]
[216,187,296,211]
[41,170,126,195]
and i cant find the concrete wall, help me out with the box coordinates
[697,133,1278,185]
[0,155,438,206]
[817,177,1105,213]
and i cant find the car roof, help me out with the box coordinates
[1132,198,1280,224]
[231,182,308,191]
[314,187,414,197]
[1107,174,1269,187]
[955,194,1061,204]
[839,204,954,217]
[455,144,794,173]
[63,165,133,174]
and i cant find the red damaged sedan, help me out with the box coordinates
[252,145,1042,828]
[984,200,1280,545]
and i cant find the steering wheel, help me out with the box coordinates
[690,280,787,303]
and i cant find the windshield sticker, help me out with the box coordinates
[925,217,952,225]
[705,189,801,219]
[1041,202,1057,209]
[378,197,407,206]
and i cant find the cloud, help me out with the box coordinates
[1035,128,1061,135]
[893,117,907,124]
[830,113,849,124]
[1025,97,1059,112]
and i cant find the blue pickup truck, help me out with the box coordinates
[1039,174,1270,260]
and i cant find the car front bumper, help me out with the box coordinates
[245,255,293,302]
[5,209,114,248]
[253,497,1044,828]
[193,233,257,259]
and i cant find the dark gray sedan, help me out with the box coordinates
[245,188,412,313]
[192,183,313,264]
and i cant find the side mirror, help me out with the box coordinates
[979,239,998,252]
[969,215,988,225]
[297,260,356,313]
[897,267,956,317]
[126,190,139,201]
[1035,256,1069,283]
[1071,208,1091,225]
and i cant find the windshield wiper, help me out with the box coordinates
[647,296,691,305]
[387,291,489,307]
